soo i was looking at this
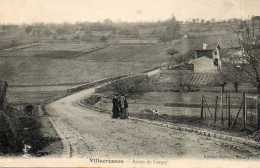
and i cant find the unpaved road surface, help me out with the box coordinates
[46,86,260,159]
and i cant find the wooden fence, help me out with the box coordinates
[201,91,260,130]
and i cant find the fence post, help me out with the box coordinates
[201,96,204,119]
[242,92,246,130]
[228,92,231,128]
[221,87,224,125]
[226,92,228,120]
[214,96,218,123]
[257,96,260,130]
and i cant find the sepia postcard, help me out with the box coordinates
[1,0,260,167]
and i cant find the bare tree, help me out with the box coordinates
[160,15,180,42]
[217,18,260,93]
[239,20,260,94]
[218,62,242,92]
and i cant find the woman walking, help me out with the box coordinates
[112,94,120,118]
[119,94,128,119]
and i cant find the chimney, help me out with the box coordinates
[203,43,208,50]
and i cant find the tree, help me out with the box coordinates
[160,15,180,42]
[210,18,216,23]
[111,76,145,95]
[10,40,18,47]
[103,18,113,25]
[239,21,260,94]
[100,36,108,42]
[25,26,33,34]
[218,62,242,92]
[215,18,260,93]
[237,19,260,130]
[167,48,178,55]
[56,28,66,35]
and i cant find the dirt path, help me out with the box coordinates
[0,43,40,53]
[45,85,260,159]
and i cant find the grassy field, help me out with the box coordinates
[1,42,169,85]
[1,41,170,103]
[1,29,238,104]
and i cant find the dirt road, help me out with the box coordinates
[45,86,260,159]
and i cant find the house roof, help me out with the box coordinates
[189,56,213,64]
[194,49,214,59]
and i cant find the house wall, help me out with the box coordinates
[191,57,218,73]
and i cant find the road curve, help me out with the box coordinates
[45,84,259,159]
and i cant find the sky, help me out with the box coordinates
[0,0,260,24]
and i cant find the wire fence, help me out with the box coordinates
[201,92,260,130]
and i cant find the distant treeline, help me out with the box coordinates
[0,17,247,44]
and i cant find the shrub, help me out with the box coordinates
[111,75,148,95]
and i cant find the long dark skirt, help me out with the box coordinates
[112,106,120,118]
[120,108,128,119]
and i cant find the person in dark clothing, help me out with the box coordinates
[119,95,128,119]
[112,95,120,118]
[124,96,128,119]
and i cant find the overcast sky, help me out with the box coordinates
[0,0,260,24]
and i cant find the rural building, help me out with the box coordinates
[189,56,218,73]
[189,43,221,73]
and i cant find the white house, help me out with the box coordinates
[189,56,218,73]
[189,43,221,73]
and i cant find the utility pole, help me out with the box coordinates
[228,92,231,128]
[214,96,218,123]
[201,96,204,119]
